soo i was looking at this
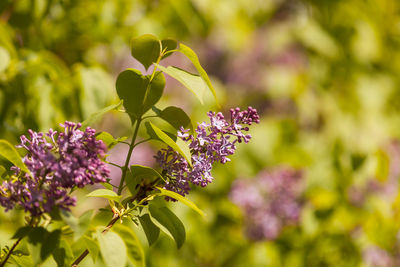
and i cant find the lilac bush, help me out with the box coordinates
[0,35,260,267]
[155,107,260,197]
[230,167,303,240]
[0,121,109,216]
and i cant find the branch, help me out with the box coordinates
[0,236,23,267]
[70,189,145,266]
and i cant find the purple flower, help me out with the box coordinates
[0,122,110,216]
[155,107,260,198]
[229,167,303,241]
[363,246,395,267]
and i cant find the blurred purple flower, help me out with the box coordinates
[363,246,395,267]
[155,107,260,197]
[0,122,109,216]
[230,167,303,241]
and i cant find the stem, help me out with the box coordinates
[117,118,142,195]
[142,115,159,120]
[108,162,123,169]
[0,236,23,267]
[72,43,168,267]
[0,217,36,267]
[71,189,145,267]
[131,138,151,149]
[117,49,164,195]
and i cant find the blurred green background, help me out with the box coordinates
[2,0,400,266]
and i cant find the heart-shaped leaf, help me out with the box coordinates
[130,165,164,181]
[131,34,161,70]
[161,38,177,59]
[41,230,61,260]
[116,69,165,123]
[12,226,33,239]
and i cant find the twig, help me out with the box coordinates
[0,236,23,267]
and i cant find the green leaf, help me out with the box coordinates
[125,169,139,196]
[116,69,146,122]
[161,38,177,59]
[178,43,218,105]
[139,214,160,246]
[81,100,123,129]
[52,240,73,267]
[41,230,61,260]
[0,140,29,173]
[116,69,165,122]
[148,122,192,167]
[148,205,186,248]
[10,255,33,267]
[131,34,161,70]
[155,187,204,217]
[28,242,42,266]
[12,226,32,239]
[159,106,192,131]
[145,122,177,141]
[96,132,127,149]
[76,210,94,241]
[155,64,206,104]
[28,227,48,245]
[52,248,66,267]
[130,165,164,181]
[87,189,121,202]
[151,106,162,115]
[144,70,166,115]
[61,210,93,241]
[96,132,116,148]
[0,165,5,178]
[83,235,100,263]
[101,182,114,190]
[97,230,127,267]
[114,224,145,267]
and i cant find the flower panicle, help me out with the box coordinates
[155,107,260,199]
[0,121,110,216]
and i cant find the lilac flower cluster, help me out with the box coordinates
[0,122,110,216]
[155,107,260,197]
[363,246,397,267]
[230,168,303,240]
